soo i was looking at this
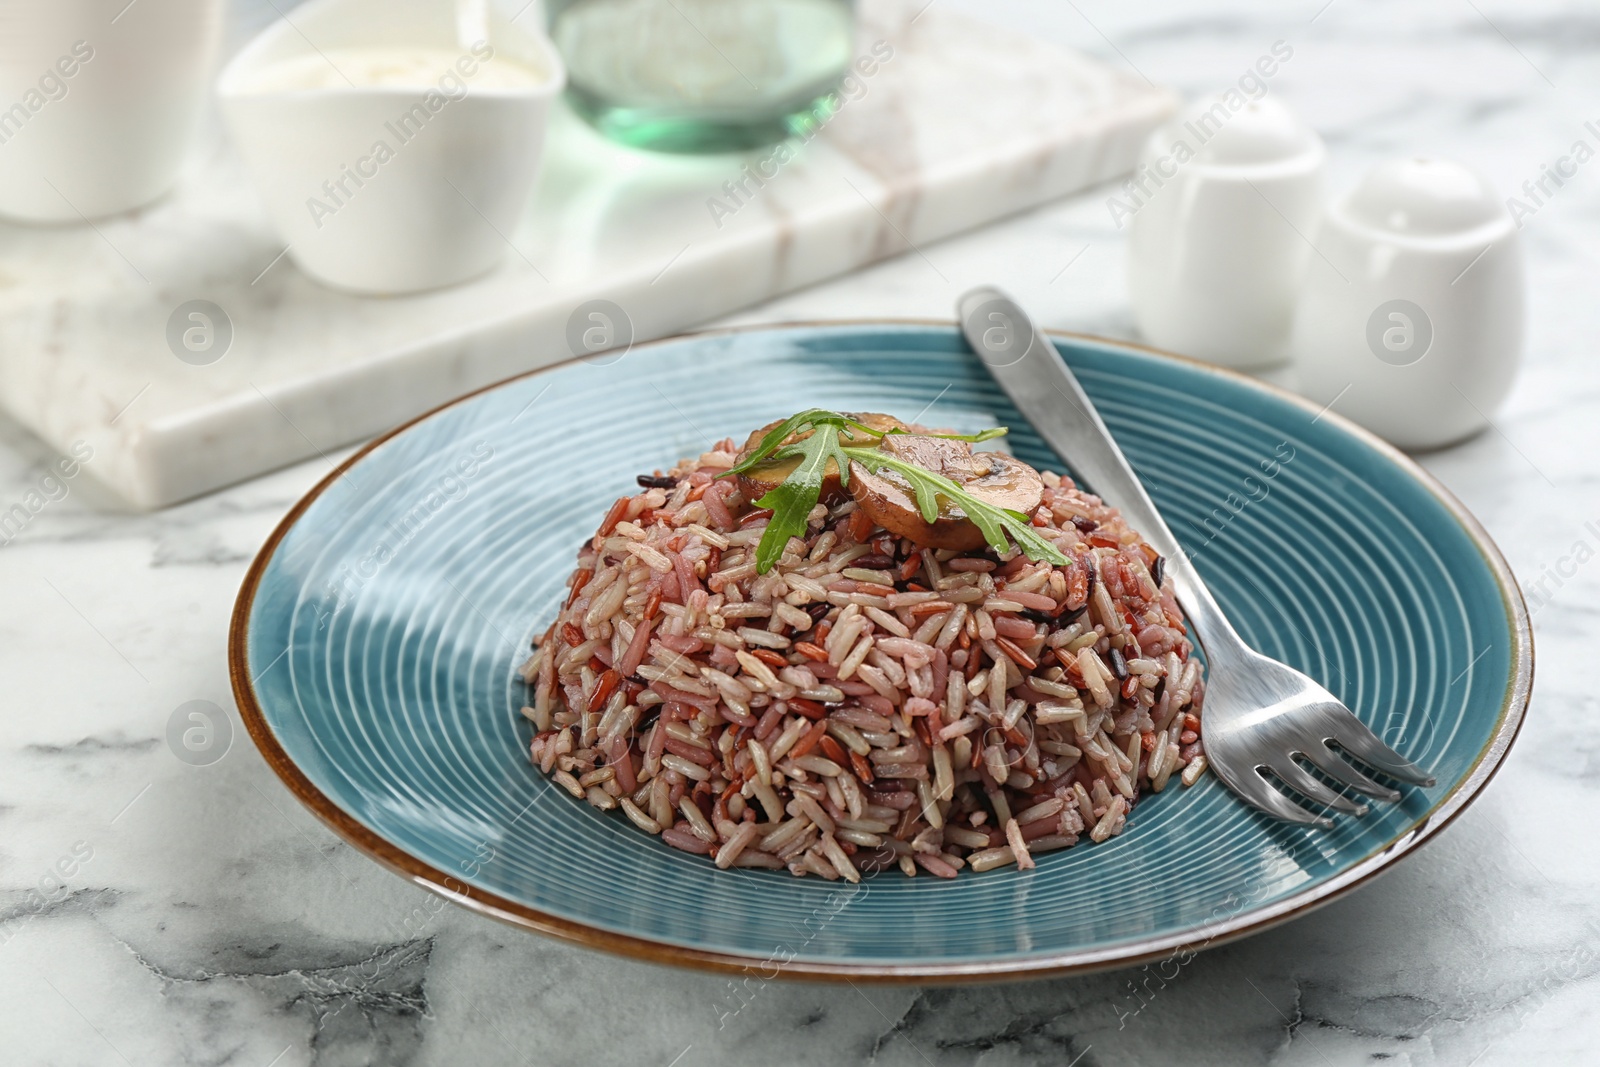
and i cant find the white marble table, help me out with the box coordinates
[1,0,1593,1063]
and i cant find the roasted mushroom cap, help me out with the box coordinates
[848,435,1045,550]
[736,412,908,504]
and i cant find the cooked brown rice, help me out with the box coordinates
[519,437,1206,880]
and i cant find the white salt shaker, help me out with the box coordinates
[1292,158,1524,450]
[1126,95,1325,369]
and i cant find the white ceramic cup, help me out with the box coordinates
[1291,157,1524,450]
[1126,95,1325,369]
[0,0,222,222]
[217,0,566,295]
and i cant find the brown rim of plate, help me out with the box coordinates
[228,320,1533,984]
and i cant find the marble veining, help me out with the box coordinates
[1,0,1598,1063]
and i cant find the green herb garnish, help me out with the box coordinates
[843,448,1068,568]
[719,410,1068,573]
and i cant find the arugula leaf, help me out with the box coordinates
[725,412,853,572]
[715,409,1062,572]
[722,412,1010,483]
[839,446,1068,566]
[838,416,1007,447]
[719,408,840,479]
[882,425,1010,445]
[750,431,851,570]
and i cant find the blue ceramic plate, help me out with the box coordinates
[230,324,1531,980]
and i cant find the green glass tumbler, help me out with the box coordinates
[546,0,856,153]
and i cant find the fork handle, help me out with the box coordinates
[957,288,1249,664]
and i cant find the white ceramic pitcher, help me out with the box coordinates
[217,0,566,294]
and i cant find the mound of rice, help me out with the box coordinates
[520,437,1206,881]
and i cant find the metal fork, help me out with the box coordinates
[956,287,1434,828]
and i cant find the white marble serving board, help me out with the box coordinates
[0,0,1175,510]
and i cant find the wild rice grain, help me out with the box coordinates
[1005,817,1036,870]
[1015,797,1065,825]
[968,847,1016,873]
[677,798,717,842]
[714,822,761,868]
[620,797,662,834]
[820,834,861,883]
[1089,796,1128,842]
[661,753,711,782]
[662,826,715,854]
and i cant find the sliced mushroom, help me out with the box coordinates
[736,412,907,503]
[848,435,1044,550]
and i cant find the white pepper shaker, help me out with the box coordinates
[1291,157,1525,450]
[1126,95,1325,369]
